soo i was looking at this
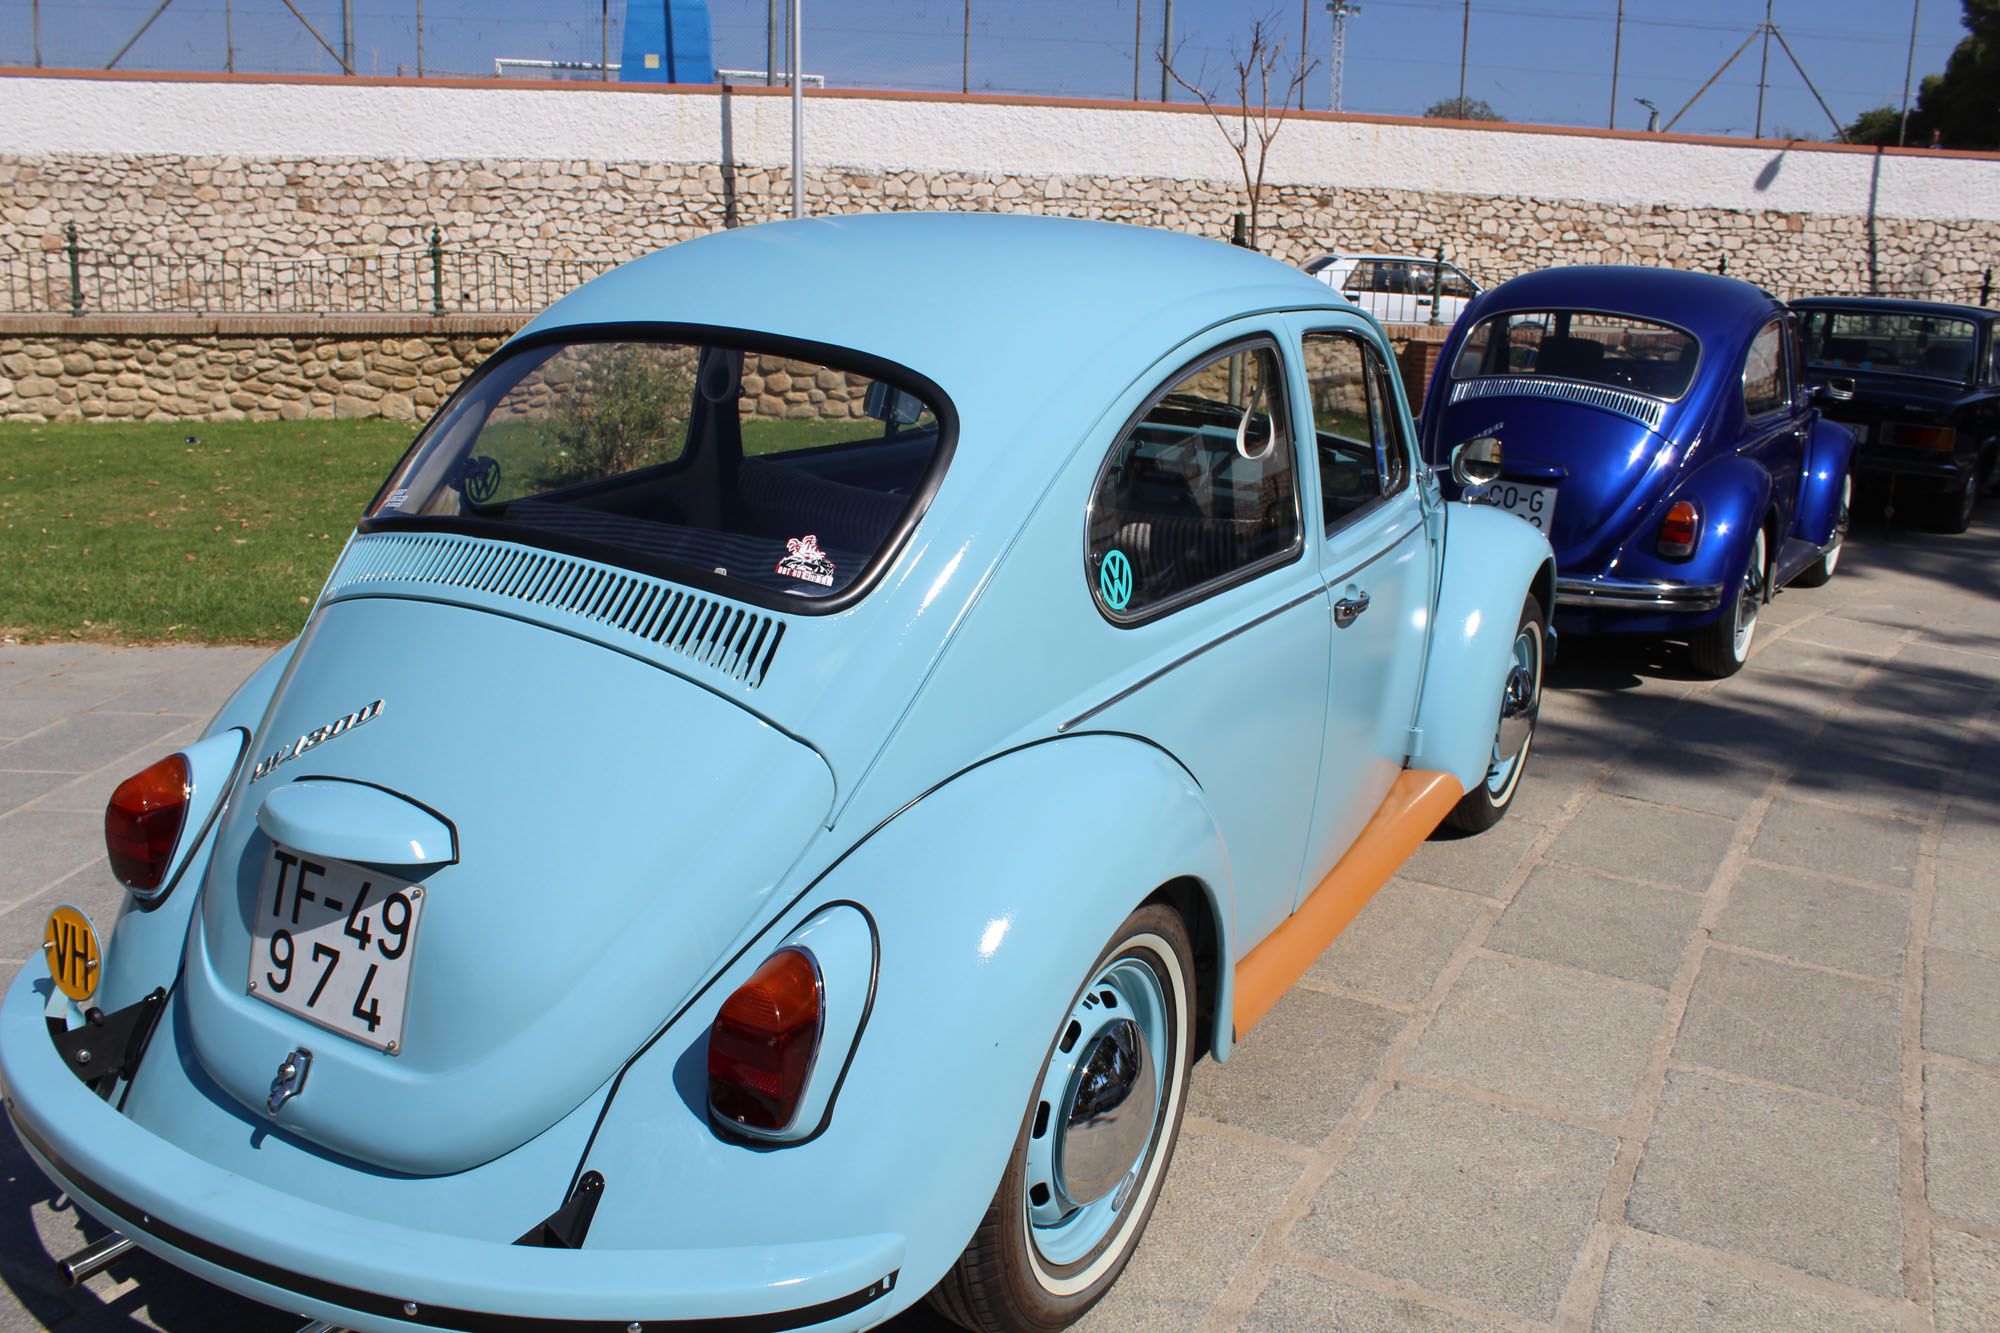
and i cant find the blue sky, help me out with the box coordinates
[1,0,1971,140]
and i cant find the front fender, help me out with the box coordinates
[572,733,1234,1314]
[1793,418,1857,547]
[1413,503,1554,793]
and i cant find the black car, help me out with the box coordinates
[1792,297,1999,533]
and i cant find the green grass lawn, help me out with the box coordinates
[0,420,416,644]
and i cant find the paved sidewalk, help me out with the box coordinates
[0,514,1994,1331]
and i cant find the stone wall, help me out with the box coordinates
[1,73,1996,422]
[0,319,507,422]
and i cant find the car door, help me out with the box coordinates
[1081,330,1331,947]
[1741,316,1806,541]
[1286,317,1437,905]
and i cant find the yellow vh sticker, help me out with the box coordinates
[43,905,100,1003]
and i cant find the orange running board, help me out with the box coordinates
[1231,769,1464,1038]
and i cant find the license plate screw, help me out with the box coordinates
[247,981,257,992]
[411,887,424,900]
[387,1040,399,1054]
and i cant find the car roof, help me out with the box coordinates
[521,213,1342,430]
[1466,265,1782,349]
[1790,295,1995,323]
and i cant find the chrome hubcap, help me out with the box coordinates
[1733,533,1765,660]
[1487,623,1541,797]
[1024,955,1170,1267]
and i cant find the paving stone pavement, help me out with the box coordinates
[0,511,1994,1331]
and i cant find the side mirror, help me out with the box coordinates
[1450,435,1503,488]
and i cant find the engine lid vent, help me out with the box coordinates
[325,533,786,688]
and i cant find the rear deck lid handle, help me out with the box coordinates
[255,778,457,867]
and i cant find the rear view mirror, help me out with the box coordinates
[864,381,926,426]
[1450,435,1504,488]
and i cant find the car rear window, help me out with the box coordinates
[364,336,948,609]
[1800,309,1978,382]
[1452,310,1700,400]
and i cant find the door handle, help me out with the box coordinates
[1334,590,1371,628]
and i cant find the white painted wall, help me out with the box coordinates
[3,73,1997,223]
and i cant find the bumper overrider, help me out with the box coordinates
[1553,575,1724,614]
[0,967,902,1333]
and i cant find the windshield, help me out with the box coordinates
[1451,310,1700,400]
[366,336,948,608]
[1800,309,1978,382]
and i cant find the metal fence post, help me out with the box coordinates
[428,226,444,316]
[1231,212,1247,248]
[1430,246,1445,325]
[1982,267,1993,307]
[65,221,83,316]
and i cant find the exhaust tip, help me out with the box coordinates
[55,1234,133,1288]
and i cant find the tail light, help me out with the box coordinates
[105,754,192,891]
[1883,423,1957,452]
[708,947,823,1133]
[1658,500,1701,559]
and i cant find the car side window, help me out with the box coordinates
[1744,319,1788,417]
[1340,262,1371,297]
[1087,341,1301,620]
[1302,332,1409,531]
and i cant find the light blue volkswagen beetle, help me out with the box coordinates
[2,215,1554,1332]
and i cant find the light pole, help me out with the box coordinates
[1327,0,1360,114]
[790,0,805,219]
[1634,97,1659,132]
[1897,0,1922,146]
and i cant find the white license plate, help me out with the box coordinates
[1470,480,1557,532]
[248,847,427,1054]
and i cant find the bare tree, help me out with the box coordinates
[1164,16,1318,252]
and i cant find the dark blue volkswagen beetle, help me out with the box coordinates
[1419,266,1855,676]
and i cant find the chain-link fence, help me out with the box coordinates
[0,229,622,316]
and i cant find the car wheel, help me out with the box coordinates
[1933,471,1978,534]
[1444,593,1544,833]
[1689,526,1766,678]
[928,904,1194,1333]
[1792,474,1850,588]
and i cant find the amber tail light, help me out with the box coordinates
[105,754,192,891]
[1657,500,1701,559]
[707,947,823,1133]
[1883,423,1957,451]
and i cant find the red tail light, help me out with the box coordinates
[707,947,822,1133]
[105,754,191,891]
[1883,423,1957,451]
[1658,500,1701,559]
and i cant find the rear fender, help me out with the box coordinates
[1412,503,1553,793]
[575,734,1234,1298]
[1793,419,1857,547]
[96,644,297,1015]
[1607,455,1774,602]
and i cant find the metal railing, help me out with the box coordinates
[0,227,624,317]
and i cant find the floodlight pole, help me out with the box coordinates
[1897,0,1921,146]
[962,0,970,95]
[31,0,40,67]
[768,0,780,85]
[1328,0,1360,114]
[342,0,354,77]
[1160,0,1174,103]
[417,0,425,78]
[790,0,805,219]
[1132,2,1143,100]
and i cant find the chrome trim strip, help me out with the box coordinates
[1450,376,1667,431]
[1554,576,1723,613]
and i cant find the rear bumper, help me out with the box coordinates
[0,966,903,1333]
[1553,575,1724,614]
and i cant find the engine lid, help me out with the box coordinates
[181,595,834,1174]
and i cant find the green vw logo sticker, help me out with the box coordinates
[1100,549,1134,611]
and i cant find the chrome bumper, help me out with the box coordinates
[1554,576,1724,614]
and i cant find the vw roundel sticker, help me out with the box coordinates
[1100,549,1134,611]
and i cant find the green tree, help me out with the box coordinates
[1424,96,1503,122]
[1843,104,1905,145]
[1915,0,2000,149]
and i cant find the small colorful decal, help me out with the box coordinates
[382,487,410,510]
[43,904,100,1002]
[776,534,837,588]
[1100,549,1134,611]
